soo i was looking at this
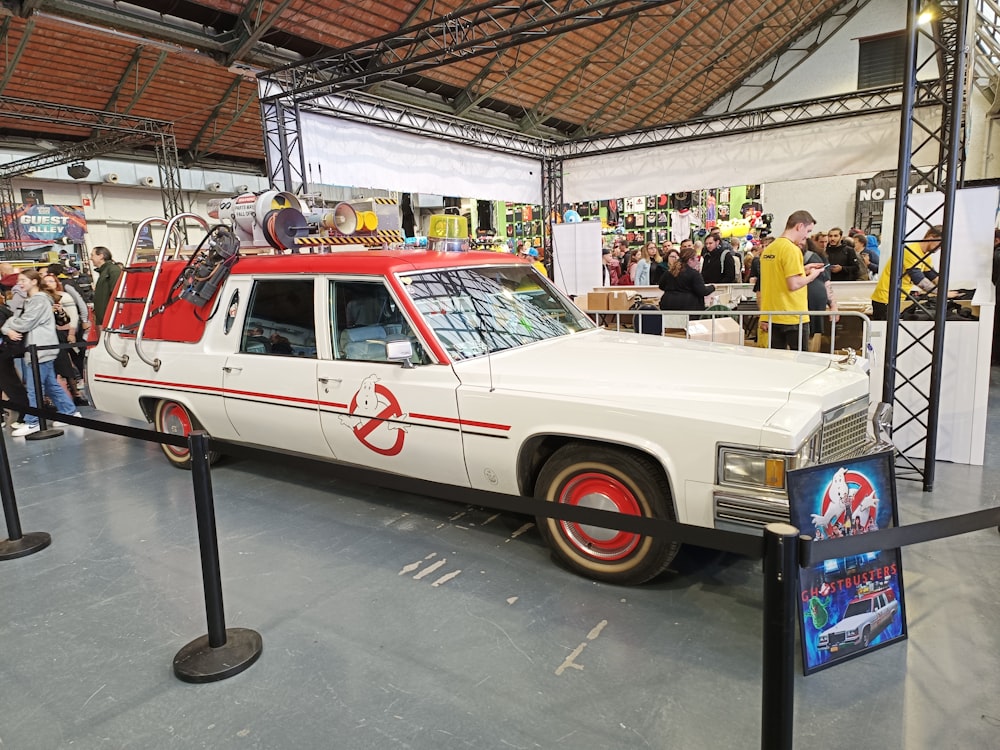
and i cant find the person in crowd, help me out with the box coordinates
[802,237,837,348]
[91,246,122,333]
[864,234,881,276]
[42,272,87,405]
[811,231,829,254]
[658,246,716,314]
[650,245,669,286]
[626,248,641,283]
[826,227,862,281]
[679,238,695,253]
[2,269,80,436]
[635,245,652,286]
[742,248,755,283]
[870,225,942,321]
[0,263,28,429]
[851,234,871,280]
[601,248,622,286]
[700,233,738,284]
[759,210,826,351]
[527,247,547,277]
[47,263,89,386]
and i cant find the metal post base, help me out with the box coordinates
[0,531,51,560]
[173,627,262,683]
[24,428,64,441]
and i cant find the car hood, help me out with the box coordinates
[452,329,869,443]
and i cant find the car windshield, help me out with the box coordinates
[401,265,594,360]
[843,599,874,618]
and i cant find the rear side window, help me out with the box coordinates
[240,279,317,358]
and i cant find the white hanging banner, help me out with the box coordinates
[299,111,543,203]
[562,112,908,202]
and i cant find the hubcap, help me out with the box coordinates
[557,472,642,561]
[161,403,192,458]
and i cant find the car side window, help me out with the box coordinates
[240,279,317,358]
[331,280,428,365]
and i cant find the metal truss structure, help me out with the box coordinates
[260,0,682,105]
[881,0,969,489]
[0,97,185,248]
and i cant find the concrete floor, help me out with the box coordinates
[2,382,1000,750]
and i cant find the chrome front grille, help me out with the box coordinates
[820,399,869,463]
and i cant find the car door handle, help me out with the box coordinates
[223,366,242,373]
[318,377,342,385]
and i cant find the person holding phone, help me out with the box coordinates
[759,210,826,351]
[802,237,836,347]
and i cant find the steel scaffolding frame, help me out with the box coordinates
[0,97,186,225]
[882,0,969,489]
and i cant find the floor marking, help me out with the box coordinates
[482,513,500,526]
[431,570,462,587]
[555,619,608,676]
[506,596,518,605]
[505,522,534,542]
[413,558,448,579]
[398,552,437,576]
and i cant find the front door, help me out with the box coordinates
[317,279,468,486]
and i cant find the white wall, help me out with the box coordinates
[762,173,864,232]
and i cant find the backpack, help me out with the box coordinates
[64,275,94,305]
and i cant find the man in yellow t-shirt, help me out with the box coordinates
[759,210,826,351]
[870,225,942,320]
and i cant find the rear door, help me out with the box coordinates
[222,277,332,458]
[317,278,469,485]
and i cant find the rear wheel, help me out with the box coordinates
[534,444,679,585]
[153,399,220,469]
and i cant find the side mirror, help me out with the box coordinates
[386,338,414,368]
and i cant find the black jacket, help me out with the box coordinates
[658,267,716,311]
[701,246,737,284]
[826,242,861,282]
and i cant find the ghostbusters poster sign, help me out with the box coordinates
[787,451,908,675]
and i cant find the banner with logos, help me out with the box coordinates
[2,204,87,243]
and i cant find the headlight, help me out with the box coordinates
[719,449,789,490]
[718,428,822,492]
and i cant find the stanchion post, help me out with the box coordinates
[0,418,52,560]
[761,522,800,750]
[173,430,261,683]
[23,344,63,442]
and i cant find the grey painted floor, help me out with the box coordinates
[2,384,1000,750]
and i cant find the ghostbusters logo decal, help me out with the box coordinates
[339,375,409,456]
[810,467,880,539]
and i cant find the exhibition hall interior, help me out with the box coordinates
[2,1,1000,748]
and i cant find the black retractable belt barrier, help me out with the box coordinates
[760,523,799,750]
[0,422,51,560]
[23,345,63,442]
[172,431,262,683]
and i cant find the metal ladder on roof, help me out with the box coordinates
[103,213,211,371]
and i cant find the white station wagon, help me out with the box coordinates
[88,245,879,584]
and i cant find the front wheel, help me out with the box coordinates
[534,444,679,585]
[153,399,220,469]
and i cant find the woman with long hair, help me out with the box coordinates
[41,272,86,404]
[1,269,79,436]
[657,247,716,312]
[635,245,652,286]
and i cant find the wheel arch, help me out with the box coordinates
[516,434,678,516]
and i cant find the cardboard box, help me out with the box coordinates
[607,291,633,311]
[686,317,743,345]
[576,292,609,311]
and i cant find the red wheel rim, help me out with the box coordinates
[557,471,642,561]
[160,402,192,458]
